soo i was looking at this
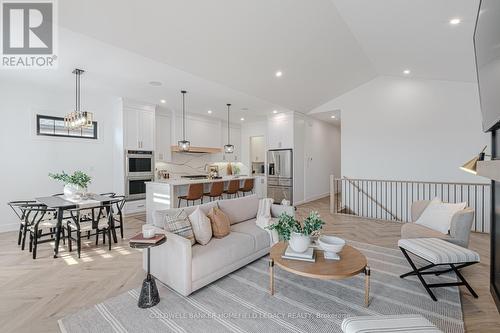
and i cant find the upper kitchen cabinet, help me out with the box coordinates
[156,112,172,162]
[250,136,265,163]
[267,112,294,149]
[174,115,221,148]
[124,104,155,151]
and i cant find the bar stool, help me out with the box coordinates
[224,180,240,199]
[238,178,254,196]
[204,181,224,201]
[178,183,204,207]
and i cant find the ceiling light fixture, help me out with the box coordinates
[224,104,234,154]
[449,18,461,25]
[149,81,162,87]
[207,110,212,114]
[65,68,93,129]
[160,99,166,104]
[177,90,190,152]
[331,115,336,119]
[275,71,283,77]
[273,110,278,114]
[240,117,245,121]
[403,69,411,75]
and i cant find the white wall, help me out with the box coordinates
[311,76,489,183]
[0,79,121,232]
[304,118,341,202]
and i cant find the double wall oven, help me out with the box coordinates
[125,150,154,200]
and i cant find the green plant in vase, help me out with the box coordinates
[267,211,325,253]
[49,171,92,199]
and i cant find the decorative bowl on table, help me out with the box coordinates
[318,235,346,260]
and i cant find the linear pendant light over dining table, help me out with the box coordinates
[224,103,234,154]
[178,90,191,152]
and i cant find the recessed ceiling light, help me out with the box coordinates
[148,81,162,87]
[331,115,336,119]
[449,18,461,25]
[403,69,411,75]
[273,110,278,114]
[240,117,245,121]
[160,99,166,104]
[207,110,212,114]
[275,71,283,77]
[241,107,248,111]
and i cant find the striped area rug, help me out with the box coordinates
[59,241,464,333]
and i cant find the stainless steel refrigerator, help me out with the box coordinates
[267,149,293,204]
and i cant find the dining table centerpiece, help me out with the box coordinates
[49,171,92,199]
[266,211,325,253]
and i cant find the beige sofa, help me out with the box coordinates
[401,200,474,248]
[143,195,294,296]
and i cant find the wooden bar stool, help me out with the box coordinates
[178,183,204,207]
[204,181,224,201]
[224,179,240,199]
[238,178,254,196]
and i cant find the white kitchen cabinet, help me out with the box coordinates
[175,115,221,148]
[250,136,265,163]
[267,112,294,149]
[124,107,155,150]
[156,114,172,161]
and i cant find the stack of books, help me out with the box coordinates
[281,246,316,262]
[129,233,165,245]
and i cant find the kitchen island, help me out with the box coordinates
[145,176,255,224]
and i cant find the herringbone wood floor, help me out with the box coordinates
[0,197,498,332]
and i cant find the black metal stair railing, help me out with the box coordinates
[333,177,491,233]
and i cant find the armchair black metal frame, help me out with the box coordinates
[8,200,38,247]
[399,247,479,301]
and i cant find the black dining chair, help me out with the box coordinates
[65,204,113,258]
[8,200,38,247]
[18,204,60,259]
[108,196,126,239]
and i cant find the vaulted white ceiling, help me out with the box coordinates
[331,0,479,83]
[3,0,481,119]
[58,0,377,112]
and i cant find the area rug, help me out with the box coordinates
[58,240,464,333]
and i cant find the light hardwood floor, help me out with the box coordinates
[0,198,498,332]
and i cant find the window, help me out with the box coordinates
[36,114,98,139]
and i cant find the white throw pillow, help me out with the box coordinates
[189,207,213,245]
[415,198,466,234]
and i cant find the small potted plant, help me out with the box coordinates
[267,211,325,253]
[49,171,92,199]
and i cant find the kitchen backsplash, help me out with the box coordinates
[155,153,248,178]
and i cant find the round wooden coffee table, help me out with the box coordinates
[269,241,371,306]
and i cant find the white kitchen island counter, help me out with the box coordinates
[145,176,255,224]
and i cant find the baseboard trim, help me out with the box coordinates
[295,192,330,206]
[0,223,19,233]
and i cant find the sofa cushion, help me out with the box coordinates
[191,232,254,282]
[153,201,217,228]
[415,198,466,234]
[163,210,195,245]
[189,207,212,245]
[231,219,270,252]
[218,194,259,224]
[207,207,231,238]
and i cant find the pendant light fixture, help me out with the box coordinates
[224,103,234,154]
[65,69,94,129]
[178,90,191,152]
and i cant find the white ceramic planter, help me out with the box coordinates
[64,184,86,200]
[289,232,311,253]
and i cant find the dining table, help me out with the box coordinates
[35,194,117,258]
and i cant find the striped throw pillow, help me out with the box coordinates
[163,210,195,245]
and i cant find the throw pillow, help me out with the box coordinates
[163,210,195,245]
[189,207,213,245]
[415,198,466,234]
[207,207,231,238]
